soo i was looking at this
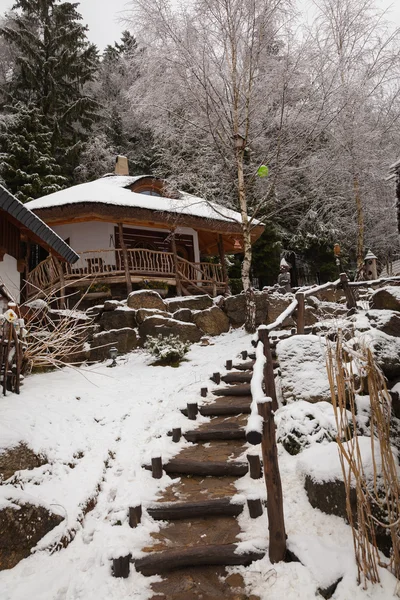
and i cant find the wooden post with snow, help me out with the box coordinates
[295,292,305,335]
[258,328,287,563]
[170,230,183,296]
[340,273,356,309]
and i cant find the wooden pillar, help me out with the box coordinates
[295,292,305,334]
[117,223,132,296]
[340,273,356,309]
[170,229,182,296]
[217,234,229,293]
[258,328,287,563]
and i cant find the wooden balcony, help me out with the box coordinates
[26,248,227,299]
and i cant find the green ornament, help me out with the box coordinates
[257,165,269,178]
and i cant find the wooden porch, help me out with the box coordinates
[26,248,227,299]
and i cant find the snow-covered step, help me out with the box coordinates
[147,497,244,521]
[183,422,246,442]
[212,384,251,397]
[145,458,248,477]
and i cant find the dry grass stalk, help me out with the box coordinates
[20,279,93,372]
[326,334,400,588]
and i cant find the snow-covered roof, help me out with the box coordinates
[25,176,263,227]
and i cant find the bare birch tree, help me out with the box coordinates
[126,0,295,331]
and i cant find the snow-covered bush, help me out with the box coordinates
[144,334,189,365]
[276,401,338,455]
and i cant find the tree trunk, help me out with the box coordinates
[353,173,364,270]
[236,146,255,332]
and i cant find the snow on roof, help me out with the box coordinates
[25,176,263,226]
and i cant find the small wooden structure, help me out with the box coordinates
[0,184,78,304]
[0,185,78,394]
[25,166,264,299]
[364,250,378,280]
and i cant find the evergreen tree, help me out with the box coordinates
[1,0,99,178]
[0,104,67,202]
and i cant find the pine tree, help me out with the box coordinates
[0,103,67,202]
[1,0,99,178]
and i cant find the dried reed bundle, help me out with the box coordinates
[326,334,400,588]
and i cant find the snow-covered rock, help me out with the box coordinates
[127,290,166,311]
[277,335,331,404]
[366,309,400,337]
[165,294,213,312]
[138,315,202,344]
[192,306,230,336]
[370,286,400,311]
[276,401,338,455]
[99,307,137,331]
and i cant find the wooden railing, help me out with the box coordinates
[27,249,226,297]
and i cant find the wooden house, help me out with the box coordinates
[0,184,78,303]
[25,161,264,298]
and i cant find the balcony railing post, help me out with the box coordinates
[170,230,182,296]
[117,223,132,295]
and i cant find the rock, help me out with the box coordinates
[304,475,353,521]
[173,308,194,323]
[366,309,400,337]
[317,578,343,599]
[138,316,202,344]
[266,293,295,328]
[89,328,139,361]
[103,300,123,311]
[276,401,337,455]
[85,305,103,318]
[223,292,268,327]
[99,308,137,331]
[277,335,331,404]
[165,295,213,312]
[0,496,64,570]
[370,286,400,311]
[193,306,230,336]
[127,290,166,311]
[367,329,400,381]
[136,308,170,325]
[0,444,47,482]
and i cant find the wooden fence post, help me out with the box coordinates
[257,328,287,563]
[258,329,278,412]
[295,292,305,334]
[340,273,357,309]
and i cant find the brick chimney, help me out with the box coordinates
[115,155,129,176]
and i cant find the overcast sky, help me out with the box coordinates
[0,0,399,51]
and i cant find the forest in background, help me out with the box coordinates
[1,0,400,286]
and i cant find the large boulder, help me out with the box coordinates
[0,444,47,482]
[173,308,194,323]
[0,495,64,570]
[165,295,213,312]
[277,335,331,404]
[223,292,268,327]
[89,328,139,361]
[99,308,137,331]
[276,401,338,456]
[193,306,230,336]
[365,328,400,381]
[266,292,295,328]
[298,438,393,557]
[366,309,400,338]
[138,315,202,344]
[127,290,166,311]
[370,286,400,311]
[136,308,170,325]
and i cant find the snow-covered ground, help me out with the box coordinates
[0,328,398,599]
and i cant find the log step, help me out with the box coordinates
[184,423,245,442]
[198,401,251,416]
[134,543,265,576]
[147,497,244,520]
[212,384,251,397]
[232,361,254,371]
[220,372,252,384]
[145,459,248,477]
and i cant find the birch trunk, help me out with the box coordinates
[353,173,364,270]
